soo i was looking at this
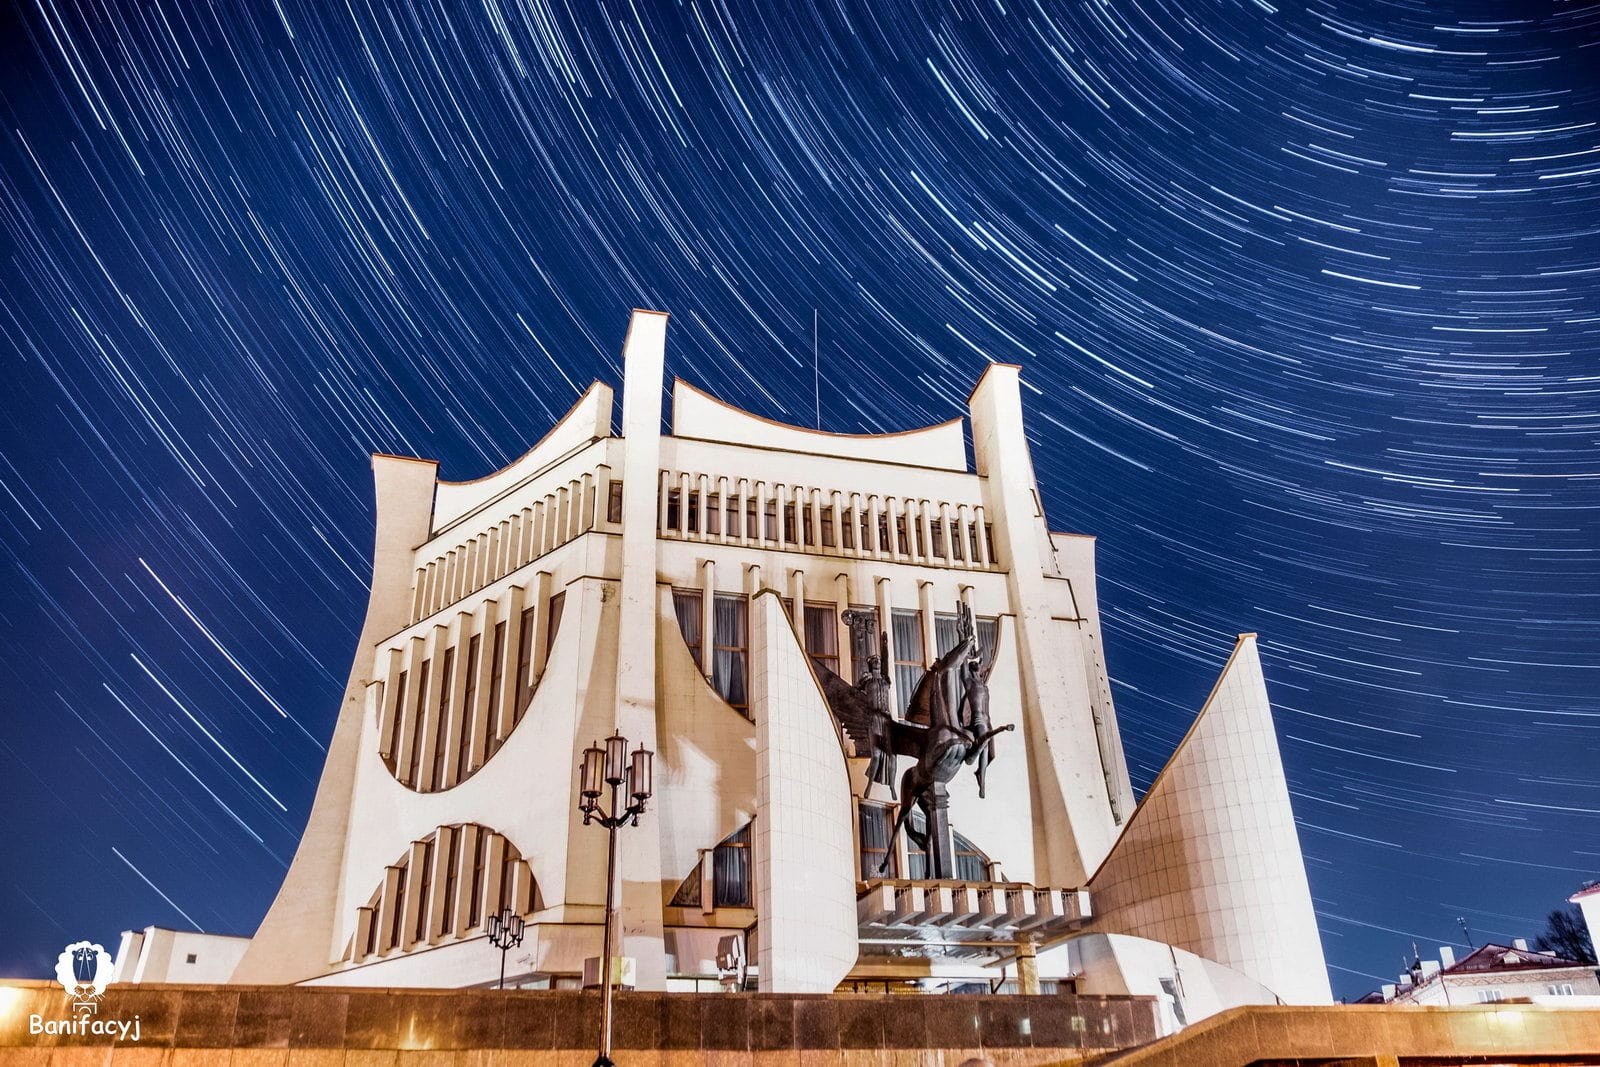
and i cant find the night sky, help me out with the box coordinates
[2,0,1597,1001]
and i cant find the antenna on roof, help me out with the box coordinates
[813,308,821,430]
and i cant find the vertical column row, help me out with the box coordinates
[407,470,614,625]
[378,574,562,790]
[351,825,537,962]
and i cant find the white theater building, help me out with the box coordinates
[115,310,1332,1029]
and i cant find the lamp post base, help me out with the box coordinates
[592,1056,616,1067]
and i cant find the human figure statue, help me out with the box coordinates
[959,648,998,798]
[815,601,1013,878]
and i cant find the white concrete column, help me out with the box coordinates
[749,591,858,992]
[481,833,508,920]
[833,573,852,680]
[678,471,692,536]
[494,585,526,742]
[700,559,716,680]
[425,830,452,942]
[530,570,554,676]
[440,610,474,788]
[867,494,884,558]
[970,363,1122,882]
[918,581,937,662]
[466,598,497,772]
[450,824,480,937]
[614,308,671,988]
[394,634,428,785]
[379,865,404,953]
[938,502,954,564]
[974,504,992,566]
[875,576,895,699]
[416,622,450,791]
[377,647,403,761]
[594,464,613,530]
[402,840,429,948]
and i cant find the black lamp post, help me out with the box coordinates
[485,906,525,990]
[577,732,653,1067]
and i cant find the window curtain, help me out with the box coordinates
[673,590,703,667]
[858,804,894,879]
[712,824,752,907]
[713,594,748,710]
[892,609,925,715]
[803,604,837,663]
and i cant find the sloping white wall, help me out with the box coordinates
[671,379,968,472]
[748,590,858,992]
[1087,635,1332,1005]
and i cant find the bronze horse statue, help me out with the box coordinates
[814,603,1012,875]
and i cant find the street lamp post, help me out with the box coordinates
[485,906,526,990]
[577,733,654,1067]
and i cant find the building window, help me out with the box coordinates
[712,825,752,908]
[668,825,752,909]
[515,606,536,716]
[430,648,455,788]
[406,661,431,785]
[441,828,461,931]
[803,603,838,673]
[487,622,506,729]
[859,802,897,879]
[930,521,945,558]
[673,589,704,668]
[607,481,623,524]
[457,636,480,781]
[414,840,434,942]
[840,508,855,550]
[891,609,925,715]
[185,953,197,964]
[820,509,836,548]
[468,831,487,928]
[712,594,749,714]
[704,494,721,535]
[662,489,680,531]
[1549,983,1574,995]
[1476,989,1504,1003]
[389,867,408,950]
[545,591,565,655]
[386,670,409,764]
[935,613,999,665]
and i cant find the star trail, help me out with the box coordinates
[1,0,1597,999]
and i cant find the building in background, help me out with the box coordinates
[114,310,1332,1030]
[1372,939,1599,1005]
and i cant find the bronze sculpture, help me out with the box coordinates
[814,603,1012,879]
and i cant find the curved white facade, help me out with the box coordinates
[196,310,1329,1017]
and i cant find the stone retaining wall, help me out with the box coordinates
[0,982,1160,1065]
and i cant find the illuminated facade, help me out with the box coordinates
[117,310,1332,1028]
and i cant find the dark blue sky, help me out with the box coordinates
[1,1,1596,1000]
